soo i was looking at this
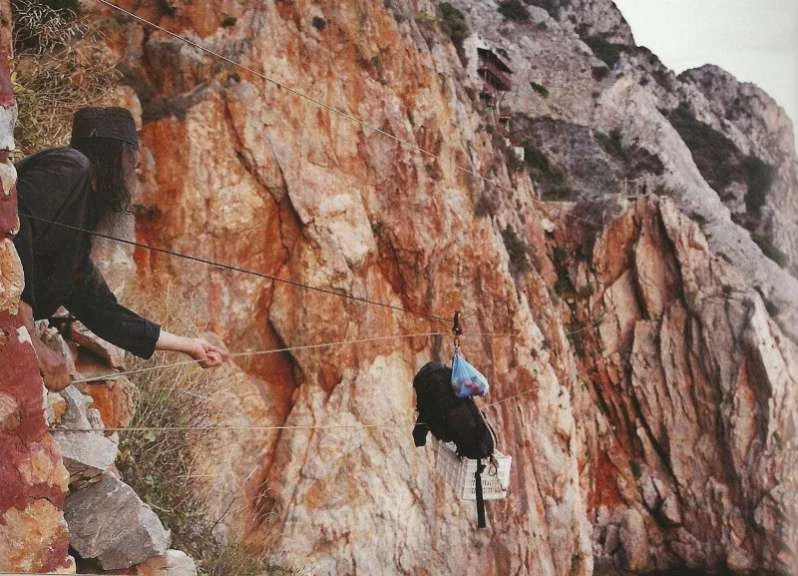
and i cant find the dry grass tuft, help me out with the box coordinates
[12,0,120,155]
[117,285,291,575]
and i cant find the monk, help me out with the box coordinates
[13,107,228,390]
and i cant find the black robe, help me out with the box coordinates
[13,147,160,359]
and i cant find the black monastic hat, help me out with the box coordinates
[70,107,138,148]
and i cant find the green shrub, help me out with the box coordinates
[543,185,573,201]
[530,81,549,98]
[751,233,788,268]
[583,36,624,68]
[665,102,743,192]
[743,155,776,213]
[523,141,552,174]
[497,0,529,21]
[525,0,560,17]
[475,192,497,218]
[221,15,237,28]
[552,247,574,294]
[502,225,531,274]
[591,66,610,81]
[523,141,573,199]
[596,129,628,163]
[764,298,780,317]
[438,2,469,62]
[155,0,176,16]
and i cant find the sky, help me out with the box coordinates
[613,0,798,131]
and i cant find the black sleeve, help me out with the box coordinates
[13,205,36,310]
[64,261,161,359]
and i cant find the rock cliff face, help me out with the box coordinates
[0,1,74,572]
[4,0,797,574]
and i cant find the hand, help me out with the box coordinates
[182,337,229,368]
[19,301,71,391]
[33,337,71,391]
[155,330,230,368]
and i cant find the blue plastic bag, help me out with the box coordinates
[451,349,490,398]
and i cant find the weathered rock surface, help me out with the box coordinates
[65,475,171,570]
[74,357,139,429]
[53,430,118,485]
[0,3,73,568]
[47,0,798,574]
[135,550,197,576]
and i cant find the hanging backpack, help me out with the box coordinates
[412,361,495,528]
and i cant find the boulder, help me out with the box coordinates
[58,385,98,430]
[53,430,118,485]
[65,475,171,570]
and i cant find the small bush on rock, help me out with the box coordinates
[438,2,469,62]
[498,0,530,21]
[502,225,531,274]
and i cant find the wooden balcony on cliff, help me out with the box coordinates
[477,48,513,93]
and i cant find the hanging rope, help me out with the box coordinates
[52,421,415,434]
[27,214,447,324]
[70,330,448,384]
[69,330,513,384]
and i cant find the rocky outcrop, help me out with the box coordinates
[65,474,171,570]
[562,197,798,573]
[679,64,798,271]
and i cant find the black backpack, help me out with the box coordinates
[412,361,495,527]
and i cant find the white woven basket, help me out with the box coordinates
[434,440,511,500]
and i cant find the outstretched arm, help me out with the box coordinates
[155,330,228,368]
[67,261,228,368]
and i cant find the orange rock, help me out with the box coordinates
[75,377,139,430]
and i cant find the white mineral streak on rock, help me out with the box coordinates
[0,238,22,313]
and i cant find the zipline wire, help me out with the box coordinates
[70,330,449,384]
[52,421,414,434]
[28,214,447,323]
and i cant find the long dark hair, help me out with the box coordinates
[71,137,137,224]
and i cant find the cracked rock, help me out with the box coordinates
[65,475,170,570]
[53,430,118,485]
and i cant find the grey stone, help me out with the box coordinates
[53,430,118,484]
[137,550,198,575]
[59,385,96,430]
[65,475,171,570]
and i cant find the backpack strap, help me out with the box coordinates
[475,458,486,529]
[412,416,428,447]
